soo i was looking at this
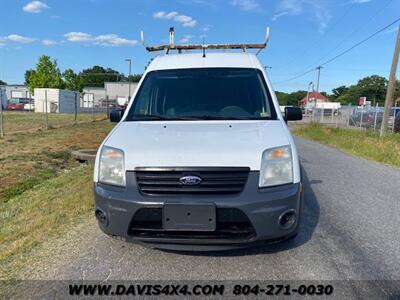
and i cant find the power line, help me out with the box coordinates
[319,17,400,67]
[273,68,315,84]
[283,2,356,66]
[273,16,400,85]
[309,0,393,68]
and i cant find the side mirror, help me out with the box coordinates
[110,109,124,122]
[284,106,303,122]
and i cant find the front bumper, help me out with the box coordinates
[94,171,302,251]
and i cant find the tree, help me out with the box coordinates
[356,75,387,105]
[28,55,64,94]
[127,74,142,82]
[330,75,388,105]
[63,69,83,92]
[331,85,348,101]
[80,66,121,87]
[24,69,35,86]
[275,91,289,105]
[287,90,307,106]
[276,90,308,106]
[0,79,6,85]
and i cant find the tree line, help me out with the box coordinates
[24,55,142,94]
[276,75,400,106]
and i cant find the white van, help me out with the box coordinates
[94,38,303,251]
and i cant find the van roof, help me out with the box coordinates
[147,52,264,72]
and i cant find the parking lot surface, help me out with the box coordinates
[25,137,400,297]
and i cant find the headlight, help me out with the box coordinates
[259,146,293,187]
[99,146,126,187]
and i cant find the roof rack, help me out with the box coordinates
[140,27,270,56]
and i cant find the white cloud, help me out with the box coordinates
[94,34,137,46]
[153,11,197,27]
[64,32,137,47]
[179,34,194,43]
[313,2,331,33]
[272,0,303,20]
[64,32,93,42]
[42,39,57,45]
[23,1,49,13]
[1,34,36,43]
[352,0,372,3]
[231,0,260,11]
[200,25,211,32]
[273,0,331,34]
[0,42,5,48]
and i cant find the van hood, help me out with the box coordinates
[104,120,290,171]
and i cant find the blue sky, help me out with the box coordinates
[0,0,399,93]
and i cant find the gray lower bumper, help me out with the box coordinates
[94,171,302,251]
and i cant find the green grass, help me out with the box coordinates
[2,111,106,134]
[0,120,114,199]
[0,117,114,279]
[293,123,400,168]
[0,166,94,279]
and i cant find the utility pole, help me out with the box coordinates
[316,66,322,93]
[125,59,132,104]
[380,25,400,137]
[306,81,313,115]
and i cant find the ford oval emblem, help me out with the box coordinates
[179,175,202,186]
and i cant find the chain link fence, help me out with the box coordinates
[0,92,119,137]
[300,103,400,133]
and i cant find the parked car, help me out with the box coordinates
[94,48,304,251]
[7,98,33,111]
[394,111,400,133]
[23,102,35,111]
[350,109,375,127]
[7,102,24,110]
[388,107,400,129]
[366,107,400,129]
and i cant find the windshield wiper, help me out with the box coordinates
[129,114,264,121]
[176,115,246,120]
[130,114,171,120]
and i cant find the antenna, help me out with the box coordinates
[140,30,145,47]
[169,27,175,45]
[202,36,206,58]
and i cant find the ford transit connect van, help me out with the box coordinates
[94,50,303,251]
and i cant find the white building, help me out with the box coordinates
[34,88,79,113]
[0,84,31,101]
[105,82,138,106]
[81,82,138,108]
[82,87,106,108]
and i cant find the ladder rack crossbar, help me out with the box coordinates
[140,27,270,55]
[145,43,266,52]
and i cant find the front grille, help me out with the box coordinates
[129,207,256,240]
[135,167,250,195]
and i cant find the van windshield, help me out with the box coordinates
[126,68,277,121]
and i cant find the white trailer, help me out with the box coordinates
[316,102,341,110]
[34,88,79,113]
